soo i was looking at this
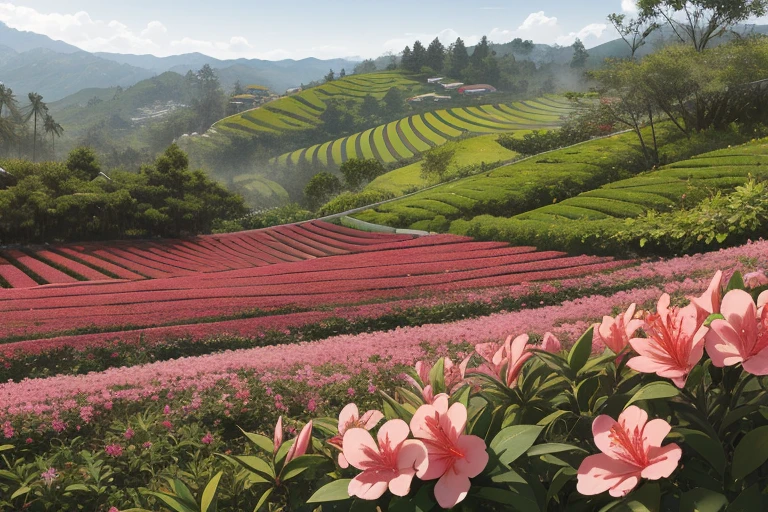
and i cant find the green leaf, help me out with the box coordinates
[680,488,728,512]
[10,486,30,500]
[732,425,768,480]
[726,271,745,292]
[232,455,275,481]
[567,326,594,373]
[389,485,436,512]
[143,492,196,512]
[306,479,353,503]
[624,381,679,409]
[64,484,90,492]
[429,357,445,393]
[379,391,415,423]
[253,487,273,512]
[527,443,587,457]
[201,471,223,512]
[675,428,726,476]
[0,444,12,452]
[240,430,274,455]
[490,425,544,466]
[450,384,471,408]
[546,467,576,505]
[726,484,763,512]
[704,313,725,327]
[471,486,540,512]
[625,482,660,512]
[280,454,326,481]
[536,410,571,427]
[170,479,198,510]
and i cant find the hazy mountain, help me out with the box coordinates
[0,22,80,53]
[0,48,155,101]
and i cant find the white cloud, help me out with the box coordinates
[518,11,558,31]
[555,23,608,46]
[621,0,639,14]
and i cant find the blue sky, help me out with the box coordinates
[0,1,653,60]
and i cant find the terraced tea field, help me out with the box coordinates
[352,129,642,230]
[271,97,574,168]
[0,221,626,353]
[212,73,420,138]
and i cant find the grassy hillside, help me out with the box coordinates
[212,72,421,140]
[350,128,646,231]
[453,138,768,254]
[363,134,522,196]
[271,96,573,169]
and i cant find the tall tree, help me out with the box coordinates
[191,64,224,133]
[411,40,427,71]
[339,68,347,78]
[638,0,768,51]
[426,38,445,72]
[607,13,659,59]
[353,59,377,74]
[449,38,470,78]
[25,92,47,162]
[401,46,413,71]
[43,114,64,154]
[0,84,18,119]
[324,69,336,82]
[570,39,589,68]
[471,35,491,65]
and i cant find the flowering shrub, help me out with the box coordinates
[184,269,767,510]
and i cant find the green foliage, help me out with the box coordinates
[420,145,456,183]
[0,144,247,243]
[317,189,395,217]
[304,172,342,210]
[570,38,589,68]
[339,158,386,191]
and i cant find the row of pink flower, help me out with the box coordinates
[0,275,723,423]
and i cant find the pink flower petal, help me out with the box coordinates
[348,471,390,500]
[388,469,416,497]
[642,419,672,449]
[443,402,468,439]
[397,440,429,478]
[342,428,378,469]
[742,347,768,376]
[360,410,384,430]
[592,414,620,457]
[577,453,640,496]
[721,290,757,335]
[609,475,640,497]
[618,406,648,435]
[338,403,359,435]
[434,469,471,509]
[377,419,409,448]
[641,443,682,480]
[454,434,489,478]
[706,320,745,367]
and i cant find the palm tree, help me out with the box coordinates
[43,114,63,155]
[0,84,18,119]
[26,92,47,161]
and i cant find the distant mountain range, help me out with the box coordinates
[0,23,361,101]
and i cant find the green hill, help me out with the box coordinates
[271,96,574,169]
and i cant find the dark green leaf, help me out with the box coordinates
[625,381,679,408]
[232,455,275,481]
[490,425,544,465]
[680,488,728,512]
[568,326,594,373]
[726,272,745,292]
[675,428,725,476]
[546,467,576,505]
[732,425,768,480]
[240,430,274,455]
[281,454,326,481]
[527,443,587,456]
[726,484,763,512]
[306,479,353,503]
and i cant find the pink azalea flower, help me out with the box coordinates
[343,419,428,500]
[705,289,768,375]
[474,334,533,388]
[333,403,384,468]
[759,291,768,310]
[201,432,214,445]
[577,406,682,497]
[627,294,705,388]
[285,421,312,463]
[273,416,283,454]
[410,394,489,508]
[690,270,723,321]
[540,332,562,353]
[406,358,470,404]
[744,271,768,289]
[596,303,644,356]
